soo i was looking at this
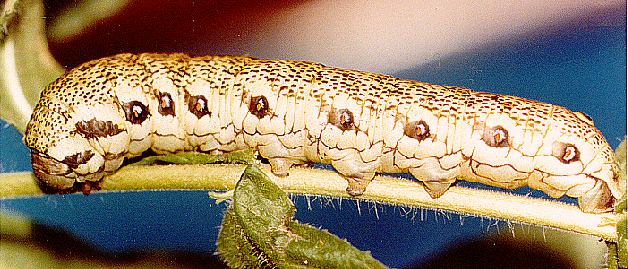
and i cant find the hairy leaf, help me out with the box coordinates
[216,165,388,269]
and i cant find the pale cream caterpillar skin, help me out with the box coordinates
[24,53,621,213]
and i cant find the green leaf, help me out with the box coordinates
[1,0,66,133]
[131,150,255,166]
[281,221,387,269]
[216,165,389,269]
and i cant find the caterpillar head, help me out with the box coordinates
[24,56,135,193]
[533,108,622,213]
[25,99,131,193]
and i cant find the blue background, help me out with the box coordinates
[1,3,625,268]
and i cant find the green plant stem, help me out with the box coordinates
[1,0,65,133]
[0,163,620,242]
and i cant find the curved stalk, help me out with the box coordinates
[0,161,621,242]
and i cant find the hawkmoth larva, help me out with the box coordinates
[24,53,622,213]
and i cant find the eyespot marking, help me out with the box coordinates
[188,95,210,119]
[404,120,430,142]
[249,95,270,119]
[553,142,580,164]
[75,118,124,138]
[482,125,509,147]
[158,92,175,116]
[328,108,354,131]
[123,101,150,124]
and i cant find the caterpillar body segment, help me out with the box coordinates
[24,53,621,213]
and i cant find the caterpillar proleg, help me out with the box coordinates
[24,53,622,213]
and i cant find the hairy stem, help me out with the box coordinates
[0,163,620,242]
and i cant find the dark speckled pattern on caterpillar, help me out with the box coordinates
[24,53,622,213]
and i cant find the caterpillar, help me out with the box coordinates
[24,53,621,213]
